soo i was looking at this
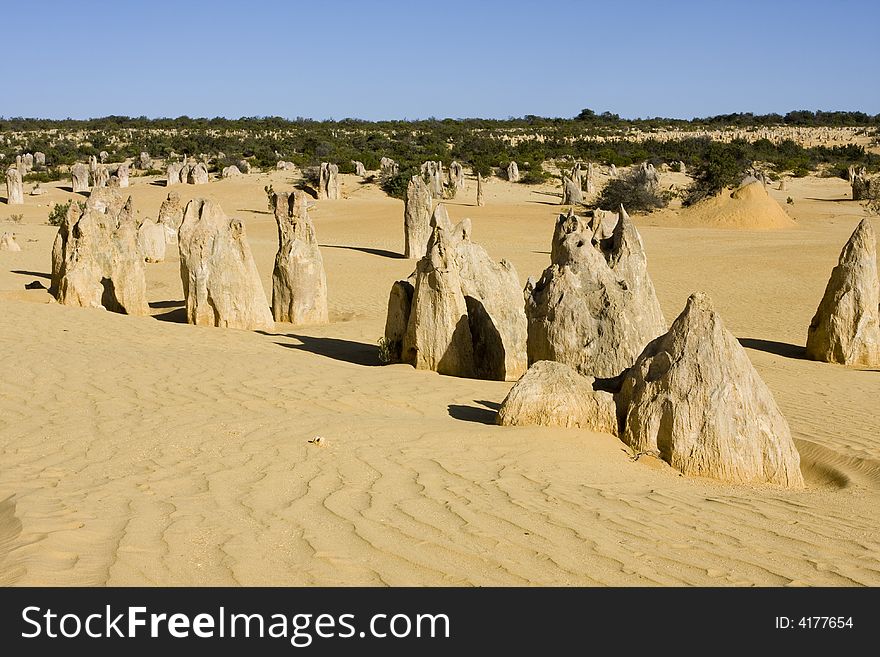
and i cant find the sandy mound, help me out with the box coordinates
[677,181,796,230]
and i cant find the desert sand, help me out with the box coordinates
[1,169,878,586]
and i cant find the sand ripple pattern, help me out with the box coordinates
[1,301,879,586]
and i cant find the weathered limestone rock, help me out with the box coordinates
[21,153,34,172]
[270,190,329,325]
[138,217,167,263]
[5,167,23,204]
[384,220,526,381]
[92,164,109,188]
[448,161,465,189]
[851,169,873,201]
[431,203,452,231]
[380,157,399,176]
[221,165,242,179]
[166,162,182,186]
[188,162,209,185]
[569,163,583,189]
[805,218,880,366]
[158,191,183,244]
[179,162,193,184]
[609,164,618,177]
[276,161,296,171]
[404,174,433,258]
[89,155,98,175]
[34,152,45,168]
[116,162,130,188]
[318,162,340,200]
[138,152,152,169]
[585,162,595,195]
[678,161,686,175]
[476,172,484,207]
[451,218,528,380]
[30,183,44,196]
[55,188,149,315]
[507,161,520,183]
[421,161,444,196]
[71,163,90,193]
[526,205,666,378]
[0,232,21,251]
[177,198,274,330]
[99,151,109,163]
[619,292,804,487]
[402,226,474,376]
[237,159,250,174]
[383,278,415,363]
[496,360,617,434]
[352,160,367,177]
[561,176,582,205]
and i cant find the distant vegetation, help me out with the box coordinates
[597,169,669,213]
[1,111,877,200]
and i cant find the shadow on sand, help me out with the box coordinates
[739,337,806,360]
[447,400,501,425]
[151,301,186,323]
[262,332,380,366]
[11,270,51,279]
[320,244,406,259]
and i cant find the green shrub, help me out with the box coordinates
[684,142,751,205]
[48,201,72,226]
[791,166,811,178]
[596,168,668,212]
[380,170,413,199]
[519,161,550,185]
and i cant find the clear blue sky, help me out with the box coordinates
[3,0,878,121]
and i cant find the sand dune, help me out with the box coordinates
[0,170,878,586]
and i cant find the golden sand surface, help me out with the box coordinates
[0,168,878,586]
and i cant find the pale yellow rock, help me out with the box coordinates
[497,360,617,435]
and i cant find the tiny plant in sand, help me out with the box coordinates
[9,213,23,224]
[787,196,794,205]
[377,337,393,364]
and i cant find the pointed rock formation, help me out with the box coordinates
[71,163,89,193]
[404,174,433,258]
[318,162,340,200]
[55,188,148,315]
[619,292,804,487]
[421,161,444,196]
[496,360,617,434]
[526,205,665,378]
[270,190,329,325]
[138,216,167,263]
[805,218,880,366]
[507,161,520,183]
[384,221,526,381]
[177,199,273,330]
[380,157,398,176]
[402,225,474,376]
[221,165,242,178]
[476,172,484,207]
[448,161,465,189]
[92,164,109,188]
[1,232,21,251]
[116,162,130,188]
[352,160,367,177]
[166,161,182,186]
[561,176,582,205]
[383,277,415,363]
[138,152,152,170]
[451,218,528,380]
[188,162,209,185]
[5,167,23,205]
[158,191,183,245]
